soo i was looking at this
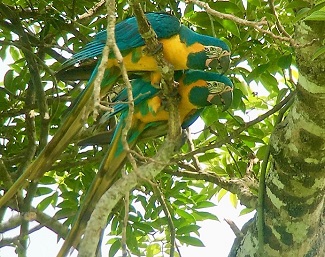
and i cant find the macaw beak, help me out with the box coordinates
[219,54,230,74]
[208,90,233,111]
[206,53,230,74]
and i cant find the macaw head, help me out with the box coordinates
[183,70,233,111]
[206,80,233,111]
[204,46,230,74]
[180,26,231,74]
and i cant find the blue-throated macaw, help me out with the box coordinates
[56,12,231,85]
[0,13,230,211]
[56,69,233,257]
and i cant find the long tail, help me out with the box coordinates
[57,119,140,257]
[0,66,120,208]
[0,79,95,208]
[55,61,96,81]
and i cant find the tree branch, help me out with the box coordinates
[78,1,181,256]
[152,183,176,257]
[188,0,298,47]
[167,165,258,209]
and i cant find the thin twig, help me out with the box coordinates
[78,0,106,20]
[122,189,130,257]
[168,164,258,209]
[0,214,23,233]
[185,128,201,170]
[18,182,38,257]
[152,183,176,257]
[226,146,242,178]
[188,0,298,47]
[224,218,244,237]
[268,0,291,38]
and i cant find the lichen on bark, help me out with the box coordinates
[230,13,325,257]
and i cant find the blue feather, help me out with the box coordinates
[62,13,180,67]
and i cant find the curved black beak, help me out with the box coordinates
[219,54,230,74]
[208,90,233,111]
[206,53,231,74]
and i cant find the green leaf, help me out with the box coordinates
[176,224,201,235]
[293,7,310,23]
[60,191,80,200]
[240,134,265,145]
[170,182,188,194]
[235,81,251,97]
[221,20,240,38]
[109,239,121,257]
[276,88,290,104]
[304,10,325,20]
[37,194,55,211]
[259,73,279,93]
[9,46,20,60]
[246,64,269,83]
[247,0,261,7]
[200,106,220,126]
[312,46,325,60]
[146,243,160,257]
[175,209,196,223]
[177,236,205,247]
[256,144,269,160]
[57,199,78,209]
[198,152,219,162]
[54,208,75,219]
[210,1,244,14]
[229,193,238,208]
[134,222,154,233]
[240,207,256,215]
[287,0,310,9]
[111,216,120,232]
[39,175,56,184]
[232,88,246,112]
[217,188,228,201]
[195,200,216,209]
[51,191,58,207]
[3,70,14,89]
[192,211,219,221]
[36,186,53,196]
[277,55,292,69]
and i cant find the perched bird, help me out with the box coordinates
[0,13,231,217]
[56,12,231,86]
[57,69,233,257]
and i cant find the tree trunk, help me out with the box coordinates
[229,12,325,257]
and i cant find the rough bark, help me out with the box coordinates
[229,13,325,257]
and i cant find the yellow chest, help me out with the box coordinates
[106,35,204,71]
[133,81,203,125]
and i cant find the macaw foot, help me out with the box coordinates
[149,72,162,88]
[160,90,181,111]
[143,41,163,56]
[177,129,188,150]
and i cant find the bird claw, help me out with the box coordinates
[143,42,164,56]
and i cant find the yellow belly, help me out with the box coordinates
[134,79,205,125]
[106,35,204,71]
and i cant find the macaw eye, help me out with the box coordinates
[207,81,229,94]
[205,47,231,70]
[205,47,230,59]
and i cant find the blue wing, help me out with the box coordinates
[101,77,159,121]
[62,13,180,68]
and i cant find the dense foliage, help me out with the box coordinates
[0,0,324,256]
